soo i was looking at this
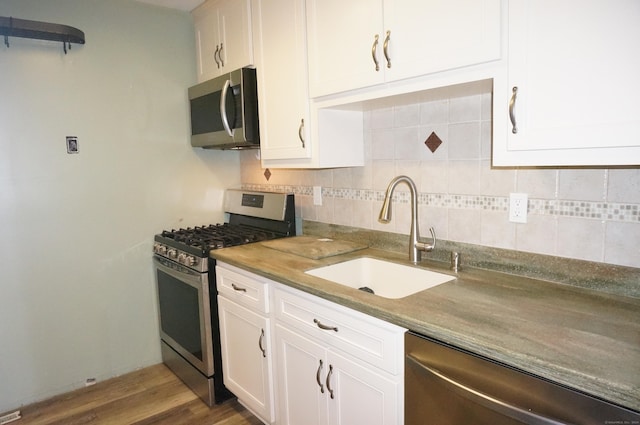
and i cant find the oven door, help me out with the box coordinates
[154,255,214,376]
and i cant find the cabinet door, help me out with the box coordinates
[218,297,274,423]
[306,0,384,97]
[498,0,640,166]
[328,350,401,425]
[252,0,311,160]
[306,0,501,97]
[385,0,501,83]
[193,1,220,82]
[217,0,253,72]
[275,323,328,425]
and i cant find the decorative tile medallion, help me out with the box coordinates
[424,131,443,153]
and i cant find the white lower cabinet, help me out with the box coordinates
[217,264,275,424]
[275,324,326,425]
[216,262,405,425]
[273,285,405,425]
[275,324,400,425]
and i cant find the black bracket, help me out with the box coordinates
[0,16,85,54]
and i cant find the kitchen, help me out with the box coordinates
[1,0,639,424]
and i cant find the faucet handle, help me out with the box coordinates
[416,227,436,252]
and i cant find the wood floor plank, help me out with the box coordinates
[18,366,176,425]
[11,364,263,425]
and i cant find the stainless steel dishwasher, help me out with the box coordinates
[405,332,640,424]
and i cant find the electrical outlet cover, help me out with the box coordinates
[509,193,528,223]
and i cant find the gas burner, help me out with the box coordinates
[154,223,285,273]
[154,189,296,273]
[160,224,277,251]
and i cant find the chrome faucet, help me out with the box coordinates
[378,175,436,263]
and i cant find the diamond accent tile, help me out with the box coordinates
[425,131,443,153]
[263,168,271,181]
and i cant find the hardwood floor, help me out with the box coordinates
[9,364,263,425]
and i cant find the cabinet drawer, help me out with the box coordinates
[216,263,270,313]
[273,284,405,375]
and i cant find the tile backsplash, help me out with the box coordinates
[241,92,640,269]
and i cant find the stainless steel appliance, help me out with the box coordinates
[153,189,295,406]
[188,67,259,149]
[406,331,640,424]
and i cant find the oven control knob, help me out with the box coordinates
[177,253,186,264]
[154,244,167,255]
[185,255,196,266]
[167,249,177,259]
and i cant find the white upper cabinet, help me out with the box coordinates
[252,0,311,162]
[306,0,502,98]
[253,0,365,168]
[306,0,384,97]
[192,0,253,83]
[493,0,640,166]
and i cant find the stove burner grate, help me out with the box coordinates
[160,224,278,253]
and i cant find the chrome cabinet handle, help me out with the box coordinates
[231,283,246,293]
[326,364,334,399]
[220,79,234,137]
[314,318,338,332]
[298,118,305,148]
[406,354,566,425]
[509,86,518,134]
[371,34,380,71]
[383,30,391,68]
[316,359,325,393]
[218,42,224,67]
[214,45,220,68]
[258,329,266,358]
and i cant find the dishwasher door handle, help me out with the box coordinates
[406,354,569,425]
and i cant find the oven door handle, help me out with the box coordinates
[406,354,568,425]
[153,256,203,289]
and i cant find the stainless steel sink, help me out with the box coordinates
[305,257,455,299]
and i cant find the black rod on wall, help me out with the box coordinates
[0,16,85,54]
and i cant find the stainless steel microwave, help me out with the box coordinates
[188,67,259,149]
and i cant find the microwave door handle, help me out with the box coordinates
[220,79,234,137]
[406,354,568,425]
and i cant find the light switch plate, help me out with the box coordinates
[66,136,78,154]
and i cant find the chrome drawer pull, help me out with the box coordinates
[214,44,220,68]
[258,329,266,358]
[509,86,518,134]
[326,364,335,399]
[316,359,325,393]
[314,318,338,332]
[383,30,391,68]
[298,118,305,148]
[231,283,247,293]
[371,34,380,71]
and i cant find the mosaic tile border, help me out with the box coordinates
[242,184,640,223]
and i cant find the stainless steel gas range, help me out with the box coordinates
[152,189,295,406]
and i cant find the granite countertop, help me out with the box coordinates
[210,239,640,413]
